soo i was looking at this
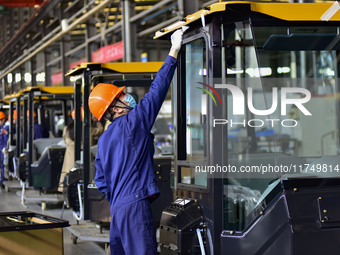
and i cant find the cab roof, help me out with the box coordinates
[20,86,74,94]
[4,86,74,101]
[66,62,164,76]
[155,1,340,39]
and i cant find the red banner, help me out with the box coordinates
[91,41,124,62]
[0,0,43,7]
[52,72,62,85]
[60,42,124,83]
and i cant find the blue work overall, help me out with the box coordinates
[0,123,9,184]
[95,55,178,254]
[34,123,49,139]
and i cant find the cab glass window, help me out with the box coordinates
[222,22,340,231]
[178,37,207,187]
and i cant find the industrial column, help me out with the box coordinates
[85,17,97,62]
[122,0,137,62]
[29,59,37,87]
[60,3,71,87]
[44,50,52,86]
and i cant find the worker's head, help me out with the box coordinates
[88,83,136,121]
[0,111,6,125]
[104,93,136,121]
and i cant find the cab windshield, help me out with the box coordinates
[222,22,340,230]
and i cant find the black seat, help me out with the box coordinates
[16,153,28,181]
[31,146,66,191]
[7,148,15,174]
[33,138,63,161]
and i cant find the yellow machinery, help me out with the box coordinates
[4,86,74,209]
[155,2,340,255]
[0,211,69,255]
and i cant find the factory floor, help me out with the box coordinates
[0,183,107,255]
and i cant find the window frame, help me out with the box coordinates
[176,31,210,193]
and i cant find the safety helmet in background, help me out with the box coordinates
[71,106,84,121]
[9,110,17,121]
[88,83,125,121]
[0,111,5,120]
[27,110,37,118]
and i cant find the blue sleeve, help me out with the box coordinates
[4,125,9,142]
[0,125,8,147]
[130,55,178,132]
[94,148,110,201]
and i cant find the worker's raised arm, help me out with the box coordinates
[128,30,183,132]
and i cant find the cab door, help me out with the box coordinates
[174,17,224,254]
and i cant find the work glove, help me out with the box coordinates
[171,29,183,51]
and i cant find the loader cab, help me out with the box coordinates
[5,92,24,180]
[156,2,340,254]
[4,87,73,198]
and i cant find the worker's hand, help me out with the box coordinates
[171,29,183,51]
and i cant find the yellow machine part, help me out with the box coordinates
[154,1,340,39]
[66,62,163,76]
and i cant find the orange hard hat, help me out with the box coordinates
[71,106,83,121]
[0,111,5,120]
[88,83,125,121]
[9,110,17,121]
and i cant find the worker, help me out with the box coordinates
[7,109,17,126]
[0,111,9,188]
[6,109,16,139]
[88,29,183,254]
[31,111,49,139]
[58,111,76,192]
[58,107,103,192]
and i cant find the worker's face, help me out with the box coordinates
[104,93,129,121]
[0,118,6,125]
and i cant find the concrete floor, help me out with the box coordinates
[0,183,107,255]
